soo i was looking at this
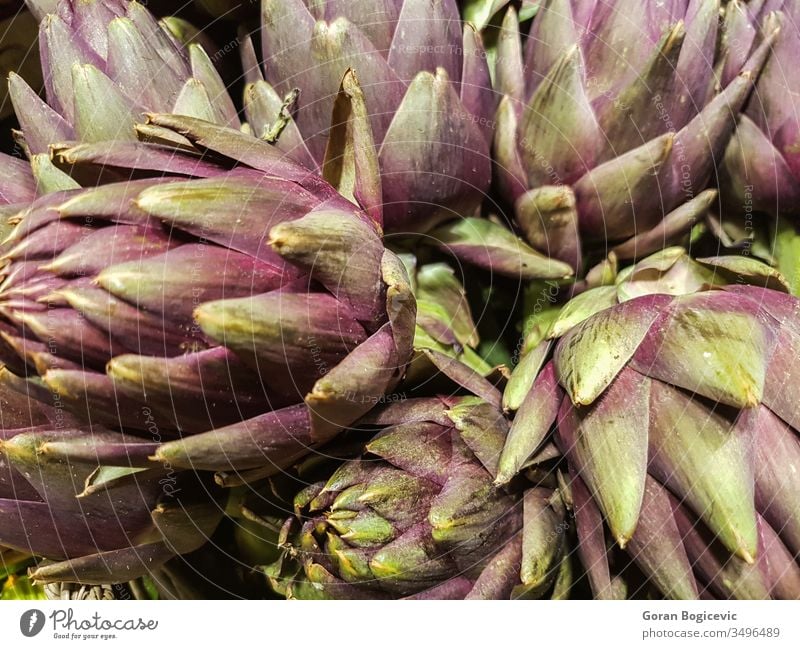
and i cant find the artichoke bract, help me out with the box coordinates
[492,0,773,271]
[718,0,800,216]
[398,253,495,378]
[498,248,800,599]
[0,114,416,484]
[11,0,238,156]
[262,356,570,600]
[0,382,224,585]
[242,0,495,234]
[0,153,36,209]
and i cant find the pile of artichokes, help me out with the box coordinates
[0,0,798,600]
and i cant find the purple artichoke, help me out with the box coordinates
[498,248,800,599]
[0,383,224,585]
[261,357,569,599]
[0,114,416,483]
[10,0,238,156]
[492,0,774,271]
[242,0,495,234]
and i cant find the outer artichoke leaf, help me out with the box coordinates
[497,362,561,485]
[649,380,758,562]
[554,293,669,405]
[557,368,649,546]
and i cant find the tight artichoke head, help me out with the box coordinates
[261,356,571,600]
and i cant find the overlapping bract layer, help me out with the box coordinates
[243,0,495,233]
[493,0,772,271]
[11,0,237,156]
[0,115,416,485]
[0,382,224,585]
[718,0,800,215]
[264,384,571,599]
[498,248,800,599]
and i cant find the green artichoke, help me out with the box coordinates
[498,248,800,599]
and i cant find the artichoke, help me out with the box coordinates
[498,248,800,599]
[718,0,800,216]
[261,361,570,599]
[0,114,415,483]
[242,0,495,233]
[0,378,224,585]
[10,0,237,156]
[492,0,774,271]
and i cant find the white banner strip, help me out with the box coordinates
[0,600,798,649]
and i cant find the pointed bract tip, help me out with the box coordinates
[562,43,580,64]
[493,474,510,488]
[570,389,596,407]
[433,66,450,84]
